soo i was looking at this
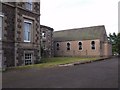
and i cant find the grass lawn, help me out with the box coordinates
[6,57,101,71]
[39,57,99,66]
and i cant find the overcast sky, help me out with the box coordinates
[41,0,119,35]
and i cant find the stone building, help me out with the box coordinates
[0,2,40,67]
[40,25,54,58]
[53,25,112,57]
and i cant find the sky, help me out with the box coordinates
[40,0,119,35]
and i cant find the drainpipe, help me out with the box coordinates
[39,1,41,62]
[39,25,41,62]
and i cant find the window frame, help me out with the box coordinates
[78,41,83,50]
[23,20,32,42]
[67,42,71,51]
[24,53,32,65]
[91,41,96,50]
[42,31,46,38]
[56,43,60,50]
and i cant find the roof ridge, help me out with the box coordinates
[54,25,105,32]
[40,25,54,30]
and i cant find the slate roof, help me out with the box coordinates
[40,25,54,31]
[53,25,107,42]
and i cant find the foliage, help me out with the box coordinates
[108,32,120,55]
[116,33,120,55]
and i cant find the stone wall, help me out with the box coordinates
[0,42,2,68]
[15,2,40,66]
[1,2,41,67]
[2,3,15,67]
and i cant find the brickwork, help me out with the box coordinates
[53,26,112,57]
[54,40,112,57]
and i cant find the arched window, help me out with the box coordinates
[67,42,70,50]
[42,31,46,38]
[78,42,82,50]
[91,41,95,50]
[56,43,60,50]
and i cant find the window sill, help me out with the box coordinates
[24,40,31,43]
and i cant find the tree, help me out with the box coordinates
[108,32,120,55]
[116,33,120,55]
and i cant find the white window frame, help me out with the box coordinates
[78,41,83,51]
[24,53,32,65]
[91,41,96,50]
[67,42,71,51]
[0,14,4,17]
[0,14,3,40]
[42,31,46,38]
[24,20,32,42]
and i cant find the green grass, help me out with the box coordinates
[39,57,98,65]
[6,57,100,71]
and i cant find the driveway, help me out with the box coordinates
[2,57,118,88]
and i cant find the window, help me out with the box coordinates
[42,31,46,38]
[24,53,32,65]
[0,16,3,40]
[78,42,82,50]
[91,41,95,50]
[67,42,70,50]
[24,20,32,42]
[25,0,32,11]
[56,43,60,50]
